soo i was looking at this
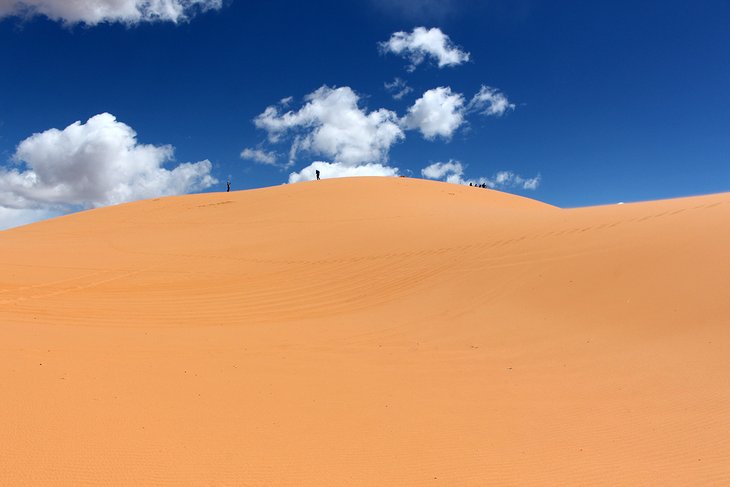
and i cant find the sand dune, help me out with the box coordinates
[1,176,729,485]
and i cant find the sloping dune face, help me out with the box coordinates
[1,177,729,485]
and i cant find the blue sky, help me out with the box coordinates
[1,0,729,228]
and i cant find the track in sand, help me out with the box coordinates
[2,177,729,485]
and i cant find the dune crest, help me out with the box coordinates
[2,177,729,485]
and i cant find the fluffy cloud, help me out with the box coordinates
[249,84,519,186]
[421,160,540,190]
[468,85,515,116]
[0,0,222,25]
[401,87,465,140]
[384,77,413,100]
[402,85,515,140]
[288,161,398,183]
[0,113,216,229]
[240,147,277,166]
[380,27,470,70]
[254,85,405,167]
[488,170,541,190]
[421,160,464,183]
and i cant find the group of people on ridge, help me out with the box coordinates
[227,171,501,193]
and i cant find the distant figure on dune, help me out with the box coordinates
[316,169,321,180]
[227,179,231,192]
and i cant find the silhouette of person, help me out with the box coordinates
[316,169,321,180]
[227,179,231,192]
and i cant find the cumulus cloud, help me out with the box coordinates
[401,86,465,140]
[0,113,216,229]
[240,147,277,166]
[249,84,517,187]
[402,85,515,140]
[468,85,515,117]
[384,77,413,100]
[421,160,540,190]
[254,85,405,167]
[288,161,399,183]
[488,170,541,190]
[421,160,464,183]
[380,27,470,70]
[0,0,222,25]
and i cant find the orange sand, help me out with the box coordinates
[1,177,729,485]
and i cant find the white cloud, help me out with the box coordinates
[421,160,540,190]
[420,160,471,185]
[401,86,465,140]
[487,171,541,190]
[254,85,405,167]
[380,26,470,70]
[240,147,277,166]
[0,113,216,229]
[0,207,60,231]
[402,85,515,140]
[421,160,464,182]
[468,85,515,116]
[250,84,516,187]
[0,0,222,25]
[288,161,398,184]
[384,77,413,100]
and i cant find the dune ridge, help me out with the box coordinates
[1,177,729,485]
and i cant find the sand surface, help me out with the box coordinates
[1,177,729,485]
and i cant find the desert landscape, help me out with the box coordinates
[1,176,729,485]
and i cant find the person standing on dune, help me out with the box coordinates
[316,169,321,180]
